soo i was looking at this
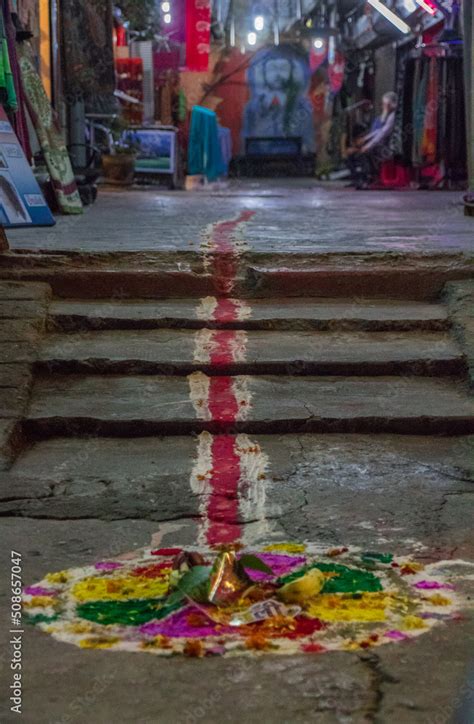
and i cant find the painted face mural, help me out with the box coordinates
[242,45,316,153]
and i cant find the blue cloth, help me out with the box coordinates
[218,125,232,175]
[188,106,226,181]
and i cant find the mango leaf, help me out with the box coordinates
[239,554,273,574]
[166,565,211,606]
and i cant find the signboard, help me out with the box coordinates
[0,108,54,227]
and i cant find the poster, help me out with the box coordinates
[0,108,54,227]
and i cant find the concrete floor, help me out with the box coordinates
[6,179,473,255]
[1,181,473,723]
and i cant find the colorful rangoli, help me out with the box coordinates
[23,543,469,657]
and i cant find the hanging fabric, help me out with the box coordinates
[17,42,83,214]
[400,52,467,186]
[188,106,225,181]
[0,9,17,111]
[420,57,438,164]
[3,2,31,159]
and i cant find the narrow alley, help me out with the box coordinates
[1,180,474,722]
[0,0,473,721]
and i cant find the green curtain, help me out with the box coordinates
[0,10,17,112]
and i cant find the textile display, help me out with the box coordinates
[188,105,225,181]
[0,7,16,111]
[17,42,82,214]
[4,4,31,158]
[60,0,116,112]
[400,54,467,182]
[218,125,232,175]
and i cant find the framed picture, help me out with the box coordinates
[128,128,177,175]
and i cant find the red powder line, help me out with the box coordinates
[199,211,256,545]
[208,211,255,297]
[208,376,240,422]
[213,298,240,323]
[209,330,238,367]
[209,210,256,253]
[211,253,239,296]
[206,435,242,545]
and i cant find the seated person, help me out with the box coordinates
[345,92,398,188]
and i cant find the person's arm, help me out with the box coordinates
[360,112,395,153]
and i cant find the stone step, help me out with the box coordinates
[1,252,472,300]
[36,329,464,376]
[2,434,472,532]
[49,297,449,332]
[25,374,474,436]
[247,259,474,301]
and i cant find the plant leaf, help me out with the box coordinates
[239,554,273,574]
[166,565,212,606]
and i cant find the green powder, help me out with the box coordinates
[26,613,59,625]
[361,552,393,564]
[76,598,182,626]
[278,562,383,594]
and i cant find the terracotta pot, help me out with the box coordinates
[102,153,136,186]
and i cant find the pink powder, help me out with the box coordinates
[24,586,59,597]
[414,580,454,590]
[241,553,307,582]
[140,606,235,638]
[94,561,124,571]
[384,630,407,641]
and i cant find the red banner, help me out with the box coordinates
[185,0,211,72]
[328,51,345,95]
[309,46,327,73]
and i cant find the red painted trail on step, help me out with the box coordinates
[206,435,242,545]
[213,298,240,322]
[209,330,238,367]
[197,211,257,545]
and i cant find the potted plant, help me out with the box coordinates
[102,120,139,186]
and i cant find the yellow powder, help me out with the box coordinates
[79,637,121,649]
[23,596,57,608]
[263,543,306,554]
[72,574,170,602]
[402,615,426,630]
[428,594,452,606]
[306,593,390,622]
[45,570,70,584]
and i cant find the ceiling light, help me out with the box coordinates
[254,15,264,31]
[161,1,170,12]
[367,0,411,33]
[313,38,324,49]
[247,32,257,46]
[415,0,437,14]
[163,13,172,24]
